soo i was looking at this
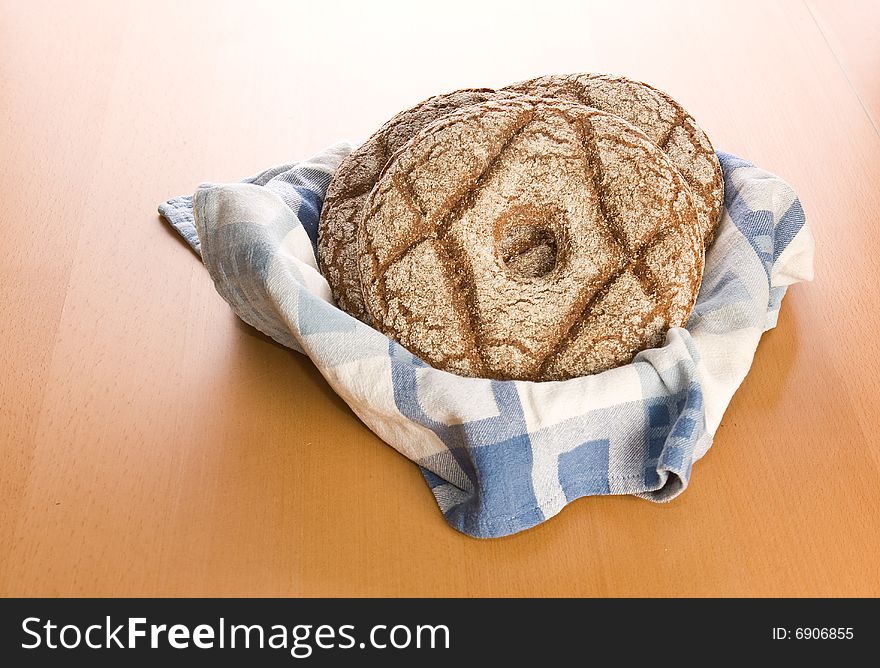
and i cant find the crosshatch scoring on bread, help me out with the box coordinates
[317,73,722,381]
[318,88,513,322]
[357,97,704,382]
[503,73,724,244]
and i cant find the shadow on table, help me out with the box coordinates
[232,312,357,420]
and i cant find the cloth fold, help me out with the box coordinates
[159,144,813,538]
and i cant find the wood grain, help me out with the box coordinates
[807,0,880,135]
[1,0,878,597]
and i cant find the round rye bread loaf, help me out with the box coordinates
[317,75,721,324]
[357,97,705,381]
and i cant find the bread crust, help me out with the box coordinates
[317,75,722,326]
[357,97,704,381]
[318,89,517,321]
[504,73,724,244]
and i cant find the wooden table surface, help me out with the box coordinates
[2,0,878,597]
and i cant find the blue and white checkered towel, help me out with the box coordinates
[159,144,814,538]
